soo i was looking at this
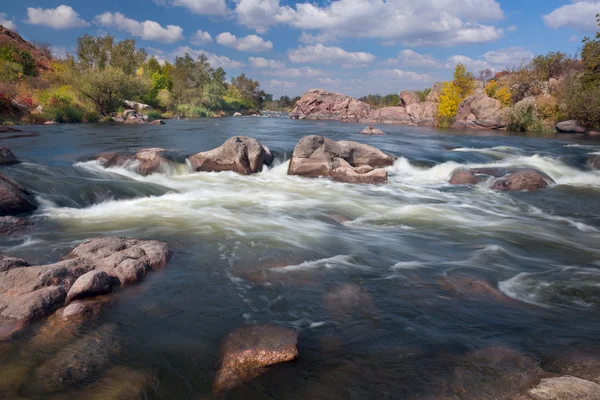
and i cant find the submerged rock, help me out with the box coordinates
[214,325,298,393]
[188,136,273,175]
[555,120,586,134]
[449,169,480,185]
[149,119,166,125]
[23,324,121,395]
[288,135,396,184]
[324,284,379,321]
[527,376,600,400]
[587,155,600,171]
[359,126,384,135]
[0,237,171,340]
[0,147,19,165]
[0,173,37,216]
[491,169,552,192]
[0,126,21,133]
[0,216,33,236]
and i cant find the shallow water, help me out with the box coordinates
[1,118,600,399]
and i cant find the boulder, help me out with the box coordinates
[0,126,21,133]
[453,94,505,130]
[93,148,174,176]
[149,119,166,125]
[290,89,371,123]
[0,173,37,216]
[24,324,121,395]
[124,100,153,112]
[406,101,438,120]
[0,216,33,236]
[587,155,600,171]
[188,136,273,175]
[426,82,443,102]
[400,91,420,107]
[449,169,480,185]
[287,135,396,184]
[214,325,298,393]
[233,112,242,116]
[0,237,171,340]
[527,376,600,400]
[0,147,19,165]
[360,126,384,135]
[365,107,415,125]
[44,121,58,125]
[61,297,111,322]
[555,120,586,134]
[0,253,29,272]
[65,270,116,302]
[491,169,552,192]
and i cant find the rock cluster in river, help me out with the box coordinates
[288,135,396,184]
[450,168,553,191]
[0,236,171,341]
[189,136,273,174]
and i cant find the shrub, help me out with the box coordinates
[535,94,559,121]
[560,73,600,130]
[0,60,22,83]
[0,83,17,111]
[176,104,210,118]
[485,80,512,107]
[438,82,461,117]
[156,89,173,110]
[146,110,164,120]
[531,52,577,81]
[507,105,543,132]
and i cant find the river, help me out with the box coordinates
[1,117,600,399]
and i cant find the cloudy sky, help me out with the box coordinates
[0,0,598,97]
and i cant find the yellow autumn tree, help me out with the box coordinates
[453,64,476,99]
[438,82,462,117]
[485,80,511,107]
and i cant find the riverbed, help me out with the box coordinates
[1,118,600,399]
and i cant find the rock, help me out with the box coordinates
[0,237,171,340]
[587,155,600,171]
[24,324,121,395]
[449,169,480,185]
[0,253,29,272]
[555,120,586,134]
[323,284,379,321]
[0,173,37,216]
[122,109,139,120]
[453,94,505,130]
[0,126,21,133]
[0,147,19,165]
[290,89,371,123]
[214,325,298,393]
[491,169,552,192]
[527,376,600,400]
[93,148,175,176]
[44,121,58,125]
[541,349,600,384]
[0,216,33,236]
[360,126,384,135]
[149,119,165,125]
[34,105,43,114]
[367,106,415,125]
[233,112,242,117]
[400,91,420,106]
[188,136,272,175]
[406,101,439,120]
[124,100,152,112]
[65,271,116,303]
[60,297,111,322]
[287,135,396,184]
[426,82,443,102]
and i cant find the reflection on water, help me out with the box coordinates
[1,118,600,399]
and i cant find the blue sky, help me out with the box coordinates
[1,0,598,97]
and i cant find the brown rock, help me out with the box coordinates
[541,350,600,384]
[44,121,58,125]
[360,126,384,135]
[0,126,22,133]
[449,169,480,185]
[400,91,420,107]
[426,82,444,102]
[287,135,395,184]
[149,119,165,125]
[93,148,173,176]
[323,284,379,321]
[406,101,438,120]
[0,216,34,235]
[188,136,272,175]
[290,89,371,123]
[453,94,505,130]
[469,167,509,177]
[0,253,29,272]
[0,147,19,165]
[367,106,415,125]
[214,325,298,393]
[0,173,37,216]
[60,297,111,322]
[555,120,586,134]
[24,324,121,395]
[491,169,552,192]
[65,270,116,302]
[528,376,600,400]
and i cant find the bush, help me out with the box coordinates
[146,110,164,120]
[485,80,511,107]
[0,60,22,83]
[438,82,461,117]
[560,74,600,130]
[0,83,17,111]
[176,104,210,118]
[507,105,543,132]
[531,52,577,81]
[535,94,559,121]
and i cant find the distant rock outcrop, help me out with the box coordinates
[290,89,371,123]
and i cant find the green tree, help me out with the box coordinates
[76,35,146,75]
[453,64,476,99]
[0,60,22,83]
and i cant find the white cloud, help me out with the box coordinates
[171,46,245,68]
[216,32,273,52]
[385,49,442,68]
[270,66,328,78]
[0,13,17,31]
[235,0,504,46]
[298,31,337,44]
[318,77,342,85]
[507,25,517,32]
[50,46,68,58]
[25,5,88,29]
[266,79,298,89]
[190,30,213,45]
[288,44,375,64]
[483,47,533,67]
[94,12,183,43]
[543,1,600,32]
[368,68,434,82]
[249,57,285,69]
[154,0,228,15]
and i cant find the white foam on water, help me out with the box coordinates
[452,146,523,158]
[498,272,551,308]
[271,255,369,272]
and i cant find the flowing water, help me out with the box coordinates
[1,118,600,399]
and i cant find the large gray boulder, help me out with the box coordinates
[453,94,505,130]
[93,148,180,176]
[400,91,420,106]
[188,136,273,175]
[0,173,37,216]
[214,325,298,393]
[426,82,443,102]
[491,169,552,192]
[124,100,153,112]
[287,135,396,184]
[555,120,586,134]
[0,237,171,340]
[290,89,371,123]
[405,101,438,121]
[365,107,415,125]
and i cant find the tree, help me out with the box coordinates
[581,14,600,87]
[230,73,264,107]
[485,80,511,107]
[76,35,146,75]
[453,64,476,99]
[438,82,462,117]
[478,69,493,82]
